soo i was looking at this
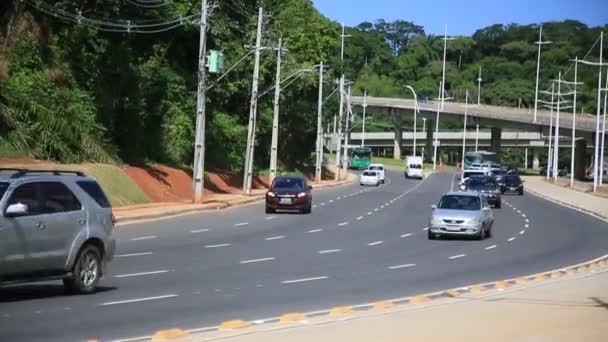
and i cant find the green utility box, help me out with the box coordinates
[207,50,224,74]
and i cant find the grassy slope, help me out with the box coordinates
[0,162,150,207]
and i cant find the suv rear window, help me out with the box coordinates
[0,182,8,199]
[76,181,111,208]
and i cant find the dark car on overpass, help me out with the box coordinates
[265,176,313,214]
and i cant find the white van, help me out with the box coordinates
[404,156,424,179]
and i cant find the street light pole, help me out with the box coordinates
[600,65,608,186]
[441,24,448,110]
[593,32,603,192]
[342,84,352,173]
[477,66,482,106]
[461,90,469,168]
[475,124,480,151]
[433,82,441,170]
[422,117,427,157]
[570,57,579,188]
[533,25,552,123]
[362,90,367,147]
[269,37,284,183]
[406,85,418,157]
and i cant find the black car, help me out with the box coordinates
[265,176,312,214]
[464,176,502,208]
[501,175,524,195]
[489,169,507,186]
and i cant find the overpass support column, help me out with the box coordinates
[533,149,540,170]
[425,119,434,162]
[575,138,587,180]
[393,126,402,160]
[490,127,502,153]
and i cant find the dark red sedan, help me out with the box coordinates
[265,176,313,214]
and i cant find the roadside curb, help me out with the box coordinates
[129,254,608,342]
[114,176,355,226]
[525,187,608,222]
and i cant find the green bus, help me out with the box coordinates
[464,151,501,169]
[347,147,373,169]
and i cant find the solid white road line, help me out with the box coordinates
[356,216,364,221]
[98,294,178,306]
[116,252,153,258]
[281,276,328,285]
[400,233,413,238]
[205,243,231,248]
[449,254,466,260]
[235,222,249,227]
[114,270,169,278]
[307,229,323,233]
[265,235,285,241]
[388,263,416,270]
[265,216,277,221]
[190,229,209,234]
[318,249,341,254]
[337,222,349,227]
[240,257,275,264]
[484,245,497,251]
[508,237,516,242]
[131,236,157,241]
[368,241,383,246]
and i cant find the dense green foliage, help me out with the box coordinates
[0,0,605,169]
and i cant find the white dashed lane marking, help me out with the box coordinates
[205,243,231,248]
[281,276,329,285]
[235,222,249,227]
[240,257,275,264]
[131,236,157,241]
[307,229,323,233]
[520,230,525,235]
[449,254,466,260]
[508,237,516,242]
[368,241,384,246]
[318,249,341,254]
[191,229,209,234]
[400,233,413,238]
[265,216,277,221]
[114,270,169,278]
[337,222,349,227]
[116,252,153,258]
[265,235,286,241]
[368,212,373,215]
[356,216,364,221]
[388,263,416,270]
[484,245,497,251]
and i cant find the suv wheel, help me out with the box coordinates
[64,245,102,294]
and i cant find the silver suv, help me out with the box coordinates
[0,169,116,294]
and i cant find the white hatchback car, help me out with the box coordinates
[360,171,381,186]
[367,164,385,184]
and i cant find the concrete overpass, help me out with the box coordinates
[349,96,604,177]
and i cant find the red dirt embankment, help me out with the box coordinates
[123,165,270,202]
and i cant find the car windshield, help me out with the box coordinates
[438,195,481,211]
[0,182,8,199]
[491,170,505,176]
[467,178,497,190]
[463,172,483,179]
[369,166,383,171]
[362,171,377,177]
[272,178,304,189]
[504,175,522,184]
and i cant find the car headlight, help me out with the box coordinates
[297,192,307,198]
[267,192,276,197]
[467,217,482,225]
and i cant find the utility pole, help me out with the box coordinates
[553,72,562,182]
[594,32,603,192]
[477,66,482,105]
[192,0,209,203]
[546,82,555,180]
[422,117,427,157]
[441,24,448,110]
[533,25,552,123]
[342,84,352,174]
[600,65,607,186]
[332,115,337,153]
[315,62,324,183]
[335,23,350,180]
[242,7,264,195]
[570,57,579,188]
[361,90,367,147]
[269,37,286,183]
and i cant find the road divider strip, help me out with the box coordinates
[279,312,307,323]
[329,306,353,316]
[150,328,188,341]
[218,320,251,331]
[372,301,396,310]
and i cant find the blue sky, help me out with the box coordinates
[312,0,607,35]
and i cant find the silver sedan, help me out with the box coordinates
[428,192,494,240]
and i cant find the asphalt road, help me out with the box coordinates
[1,169,608,342]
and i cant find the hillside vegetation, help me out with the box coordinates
[1,0,605,170]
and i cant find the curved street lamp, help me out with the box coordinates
[406,85,419,157]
